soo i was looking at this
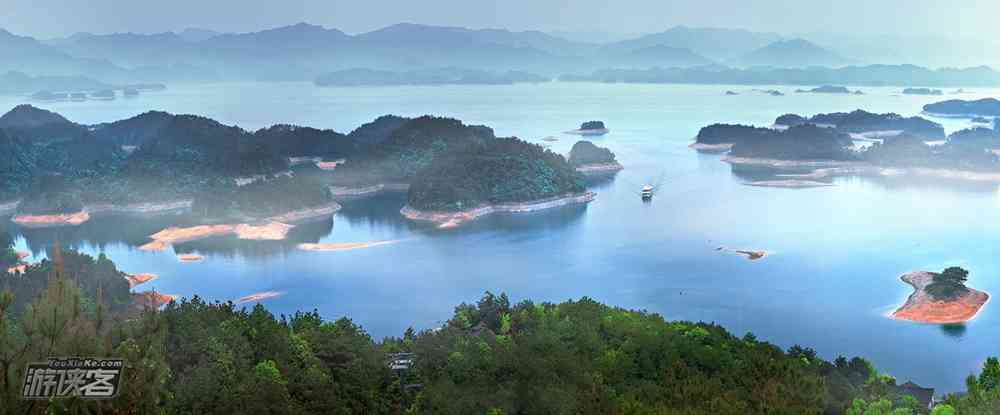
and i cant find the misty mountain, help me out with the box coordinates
[45,32,195,67]
[0,29,124,79]
[601,26,782,60]
[357,23,595,57]
[732,39,851,68]
[614,44,714,67]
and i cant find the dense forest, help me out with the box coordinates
[710,124,856,160]
[773,110,945,139]
[568,140,618,166]
[6,245,998,414]
[406,137,585,211]
[190,174,334,220]
[1,105,604,221]
[698,110,1000,170]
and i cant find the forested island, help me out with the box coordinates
[565,120,610,135]
[694,107,1000,184]
[903,88,943,96]
[772,110,945,139]
[795,85,863,95]
[314,67,548,86]
[568,140,623,174]
[5,241,997,414]
[923,98,1000,117]
[0,105,603,229]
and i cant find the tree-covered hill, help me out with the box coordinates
[331,116,496,186]
[728,124,855,160]
[774,110,944,139]
[407,137,585,211]
[568,140,617,166]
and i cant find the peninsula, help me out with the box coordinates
[892,268,989,324]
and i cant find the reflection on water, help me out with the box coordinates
[173,218,335,261]
[940,323,967,339]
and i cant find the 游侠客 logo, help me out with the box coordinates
[21,358,124,399]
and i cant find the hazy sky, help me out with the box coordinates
[1,0,995,39]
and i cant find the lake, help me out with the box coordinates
[3,82,1000,393]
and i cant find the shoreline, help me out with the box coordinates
[9,199,193,228]
[723,156,1000,183]
[564,128,610,136]
[575,162,624,174]
[689,142,734,153]
[891,271,989,324]
[139,202,342,251]
[400,191,596,228]
[329,183,410,198]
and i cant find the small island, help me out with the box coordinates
[892,267,989,324]
[795,85,863,95]
[566,121,610,136]
[725,90,739,96]
[402,136,594,227]
[902,87,943,96]
[568,140,623,174]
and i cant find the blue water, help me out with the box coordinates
[4,82,1000,393]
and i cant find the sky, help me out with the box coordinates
[1,0,996,39]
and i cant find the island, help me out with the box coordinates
[794,85,863,94]
[725,90,739,96]
[902,87,943,96]
[568,140,623,174]
[401,136,593,227]
[565,121,609,136]
[892,267,989,324]
[923,98,1000,118]
[771,109,945,139]
[693,107,1000,185]
[1,105,609,232]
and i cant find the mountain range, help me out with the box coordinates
[4,21,1000,86]
[0,22,859,84]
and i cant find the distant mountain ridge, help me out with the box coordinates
[733,39,849,67]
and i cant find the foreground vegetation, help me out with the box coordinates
[4,243,1000,414]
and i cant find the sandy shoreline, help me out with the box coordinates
[401,192,596,228]
[139,202,341,252]
[891,271,989,324]
[12,211,91,228]
[9,200,193,228]
[125,273,159,289]
[575,162,624,174]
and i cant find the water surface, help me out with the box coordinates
[4,82,1000,392]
